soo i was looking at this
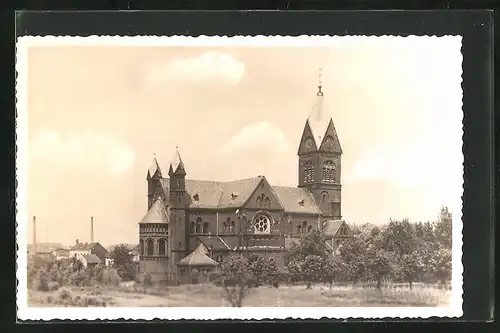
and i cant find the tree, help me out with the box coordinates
[109,244,136,281]
[430,245,452,286]
[215,255,254,307]
[338,237,367,284]
[286,229,330,263]
[397,252,424,290]
[435,206,452,250]
[323,255,344,289]
[381,219,417,256]
[365,248,391,289]
[248,254,281,287]
[301,255,324,289]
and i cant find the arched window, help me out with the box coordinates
[230,221,235,233]
[203,222,209,234]
[190,221,196,234]
[307,225,313,233]
[225,217,231,233]
[321,191,329,203]
[302,221,307,234]
[296,225,302,234]
[146,239,154,256]
[340,227,347,236]
[264,197,270,208]
[196,217,203,233]
[322,160,336,183]
[139,239,144,256]
[303,161,315,183]
[256,196,261,206]
[158,238,167,256]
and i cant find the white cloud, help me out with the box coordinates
[146,51,245,86]
[219,121,290,154]
[31,131,136,177]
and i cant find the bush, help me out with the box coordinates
[58,287,72,301]
[47,281,60,292]
[102,268,122,286]
[143,273,153,287]
[34,268,49,292]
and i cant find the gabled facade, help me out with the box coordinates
[69,241,107,263]
[138,77,352,283]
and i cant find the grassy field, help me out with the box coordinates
[28,282,451,308]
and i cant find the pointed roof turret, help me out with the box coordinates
[170,146,186,176]
[177,243,217,267]
[307,69,332,148]
[147,154,162,180]
[140,197,169,224]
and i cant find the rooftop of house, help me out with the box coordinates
[70,242,98,251]
[82,254,101,264]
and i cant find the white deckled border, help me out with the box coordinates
[15,35,463,321]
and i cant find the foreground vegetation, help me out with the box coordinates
[28,282,451,308]
[27,207,452,307]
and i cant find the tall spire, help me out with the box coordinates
[169,146,186,175]
[307,68,330,147]
[147,153,162,179]
[317,67,323,96]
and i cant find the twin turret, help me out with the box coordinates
[146,147,187,210]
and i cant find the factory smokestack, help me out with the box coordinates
[33,216,37,253]
[90,216,94,243]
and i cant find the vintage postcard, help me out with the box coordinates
[16,35,463,320]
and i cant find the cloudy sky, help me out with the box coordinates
[22,36,463,246]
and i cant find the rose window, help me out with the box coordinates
[253,214,271,234]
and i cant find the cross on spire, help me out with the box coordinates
[317,67,323,96]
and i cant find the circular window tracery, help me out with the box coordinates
[253,214,271,234]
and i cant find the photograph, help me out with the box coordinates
[16,35,463,320]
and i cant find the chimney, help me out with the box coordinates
[33,216,37,253]
[90,216,94,243]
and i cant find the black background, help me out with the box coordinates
[1,1,496,332]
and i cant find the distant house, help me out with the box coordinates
[129,245,140,263]
[69,241,107,263]
[28,242,64,254]
[34,251,55,260]
[77,253,102,268]
[52,248,70,260]
[104,253,114,267]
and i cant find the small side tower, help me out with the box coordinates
[138,196,169,283]
[168,147,188,281]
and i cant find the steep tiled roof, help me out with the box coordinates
[70,242,97,251]
[160,177,263,209]
[177,243,217,267]
[82,254,101,264]
[272,186,322,214]
[323,220,344,236]
[159,176,321,214]
[140,197,169,224]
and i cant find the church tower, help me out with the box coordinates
[297,69,343,220]
[168,147,188,280]
[146,155,162,210]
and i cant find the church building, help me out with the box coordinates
[138,77,353,283]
